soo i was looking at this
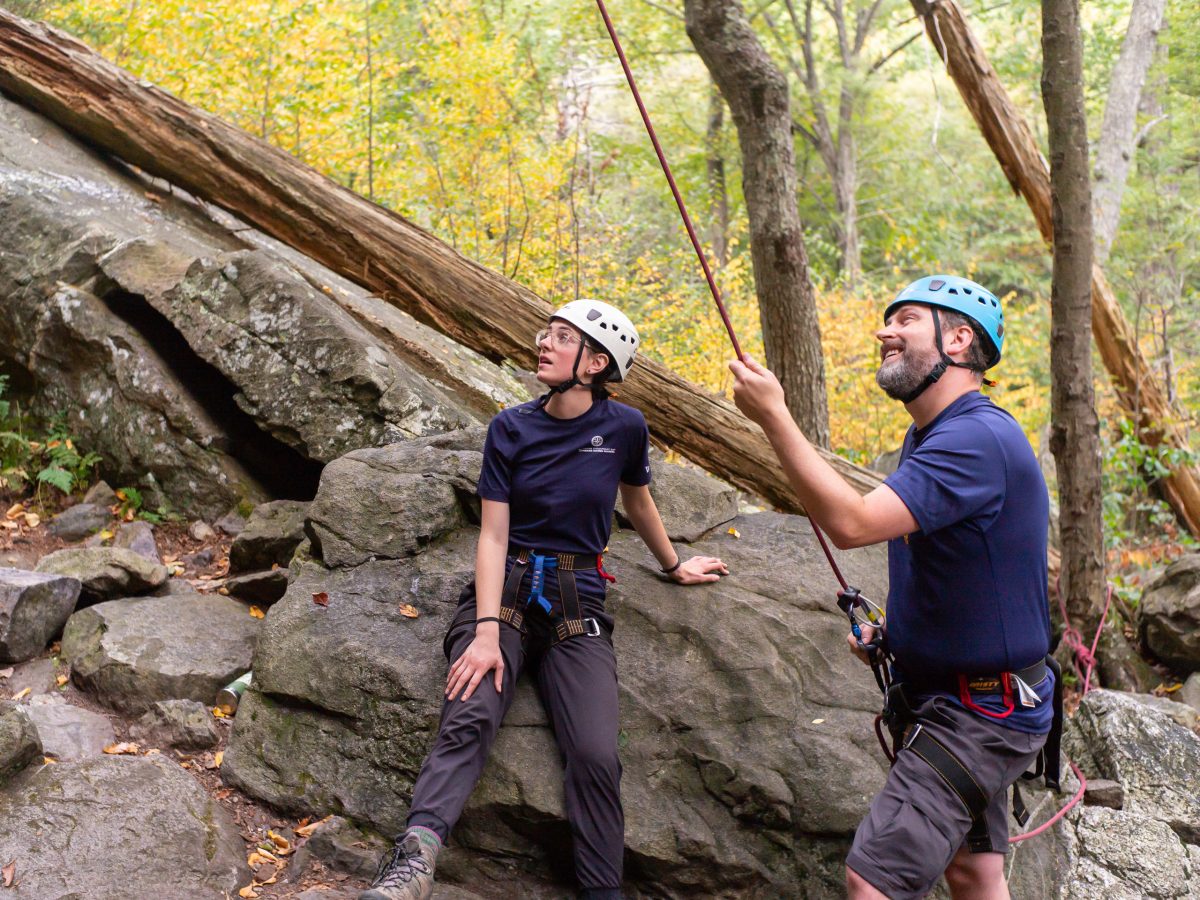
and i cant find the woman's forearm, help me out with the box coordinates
[474,500,510,620]
[619,485,677,570]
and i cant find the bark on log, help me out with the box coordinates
[0,11,880,511]
[910,0,1200,538]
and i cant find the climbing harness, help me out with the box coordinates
[590,0,1088,846]
[499,549,610,644]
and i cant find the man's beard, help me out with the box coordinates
[876,344,941,401]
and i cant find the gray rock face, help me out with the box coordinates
[112,519,162,563]
[1182,672,1200,713]
[46,502,112,541]
[1066,689,1200,843]
[616,449,738,541]
[0,754,249,898]
[304,816,388,879]
[1139,554,1200,672]
[0,700,40,783]
[0,91,526,519]
[0,657,57,698]
[230,499,310,572]
[35,546,168,602]
[23,694,116,761]
[1062,807,1200,899]
[130,699,220,750]
[0,568,82,662]
[224,503,889,896]
[306,429,486,567]
[61,593,260,714]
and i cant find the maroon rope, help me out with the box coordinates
[592,0,743,361]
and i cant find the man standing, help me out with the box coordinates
[730,275,1054,899]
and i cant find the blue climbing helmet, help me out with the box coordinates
[884,275,1005,368]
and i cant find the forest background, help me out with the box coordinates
[5,0,1198,573]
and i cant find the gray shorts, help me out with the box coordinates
[846,692,1047,899]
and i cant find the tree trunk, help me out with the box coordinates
[909,0,1200,539]
[706,80,729,266]
[1093,0,1167,263]
[0,11,874,509]
[683,0,831,448]
[1042,0,1107,644]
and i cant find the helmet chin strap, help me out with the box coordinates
[897,308,980,404]
[536,340,588,409]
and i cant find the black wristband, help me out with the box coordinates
[661,557,682,574]
[475,616,501,626]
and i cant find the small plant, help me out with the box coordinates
[1102,418,1198,550]
[115,485,178,524]
[0,376,102,498]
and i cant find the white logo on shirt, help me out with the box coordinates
[591,435,604,447]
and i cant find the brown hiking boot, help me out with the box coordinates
[358,827,441,900]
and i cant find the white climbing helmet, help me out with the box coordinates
[550,299,639,382]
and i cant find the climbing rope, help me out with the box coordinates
[592,0,1102,847]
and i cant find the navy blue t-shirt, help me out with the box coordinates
[477,396,651,560]
[884,392,1053,733]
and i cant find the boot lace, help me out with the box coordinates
[372,840,432,889]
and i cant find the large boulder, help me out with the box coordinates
[130,699,220,751]
[0,568,82,662]
[306,429,485,567]
[1139,555,1200,672]
[225,488,891,897]
[230,499,310,572]
[1066,689,1200,842]
[0,754,249,898]
[0,700,40,783]
[0,91,526,518]
[35,546,168,603]
[1059,806,1200,899]
[616,449,739,541]
[112,519,162,563]
[61,593,260,714]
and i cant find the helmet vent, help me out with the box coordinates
[587,309,602,321]
[620,334,627,342]
[930,279,945,290]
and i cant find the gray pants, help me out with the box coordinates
[407,583,623,896]
[846,692,1047,899]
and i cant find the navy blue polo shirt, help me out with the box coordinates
[884,392,1053,732]
[477,396,651,596]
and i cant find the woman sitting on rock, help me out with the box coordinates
[361,299,728,900]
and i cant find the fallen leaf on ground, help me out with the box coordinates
[215,788,233,800]
[5,503,23,519]
[727,527,740,538]
[97,529,113,541]
[102,742,140,755]
[1,521,16,531]
[1,860,13,887]
[22,513,38,528]
[237,885,259,899]
[143,748,161,756]
[312,591,329,607]
[55,674,68,687]
[295,815,332,838]
[12,688,30,701]
[248,606,265,619]
[812,718,825,725]
[398,603,420,619]
[211,706,228,719]
[217,587,230,596]
[214,750,224,767]
[267,831,292,853]
[0,668,12,679]
[41,756,56,765]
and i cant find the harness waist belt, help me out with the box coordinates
[960,659,1047,695]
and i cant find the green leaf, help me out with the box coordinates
[37,465,74,494]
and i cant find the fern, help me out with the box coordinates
[37,465,74,494]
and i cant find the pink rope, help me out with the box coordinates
[1008,579,1112,843]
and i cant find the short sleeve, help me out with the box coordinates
[621,411,652,486]
[477,414,515,501]
[884,421,1005,534]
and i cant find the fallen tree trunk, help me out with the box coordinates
[910,0,1200,538]
[0,11,880,511]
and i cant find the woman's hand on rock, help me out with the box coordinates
[446,628,504,701]
[670,555,728,585]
